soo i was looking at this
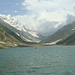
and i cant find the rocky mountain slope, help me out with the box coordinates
[0,22,28,48]
[40,21,75,45]
[57,32,75,45]
[0,15,40,42]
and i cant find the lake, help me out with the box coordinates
[0,46,75,75]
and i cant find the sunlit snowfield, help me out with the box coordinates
[0,46,75,75]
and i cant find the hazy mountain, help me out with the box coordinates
[39,15,75,38]
[37,21,60,37]
[56,15,75,45]
[66,15,75,25]
[0,15,40,42]
[40,21,75,44]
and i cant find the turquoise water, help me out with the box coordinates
[0,46,75,75]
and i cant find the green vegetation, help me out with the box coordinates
[0,22,28,48]
[57,32,75,45]
[0,47,5,49]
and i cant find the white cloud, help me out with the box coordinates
[13,11,19,13]
[15,15,39,30]
[15,0,75,36]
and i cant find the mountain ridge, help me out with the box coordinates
[40,21,75,45]
[0,14,40,42]
[0,21,28,48]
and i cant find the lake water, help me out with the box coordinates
[0,46,75,75]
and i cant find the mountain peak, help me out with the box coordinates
[0,14,40,42]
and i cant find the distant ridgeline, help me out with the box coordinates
[1,15,75,48]
[40,21,75,45]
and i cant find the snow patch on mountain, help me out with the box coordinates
[15,32,20,36]
[43,39,62,45]
[0,14,39,39]
[72,27,75,31]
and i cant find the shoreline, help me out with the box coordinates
[0,44,75,49]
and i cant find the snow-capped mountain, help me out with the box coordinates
[0,14,40,42]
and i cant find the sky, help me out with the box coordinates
[0,0,75,36]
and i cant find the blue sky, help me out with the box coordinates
[0,0,27,15]
[1,0,74,16]
[0,0,75,36]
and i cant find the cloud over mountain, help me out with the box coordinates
[14,0,75,36]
